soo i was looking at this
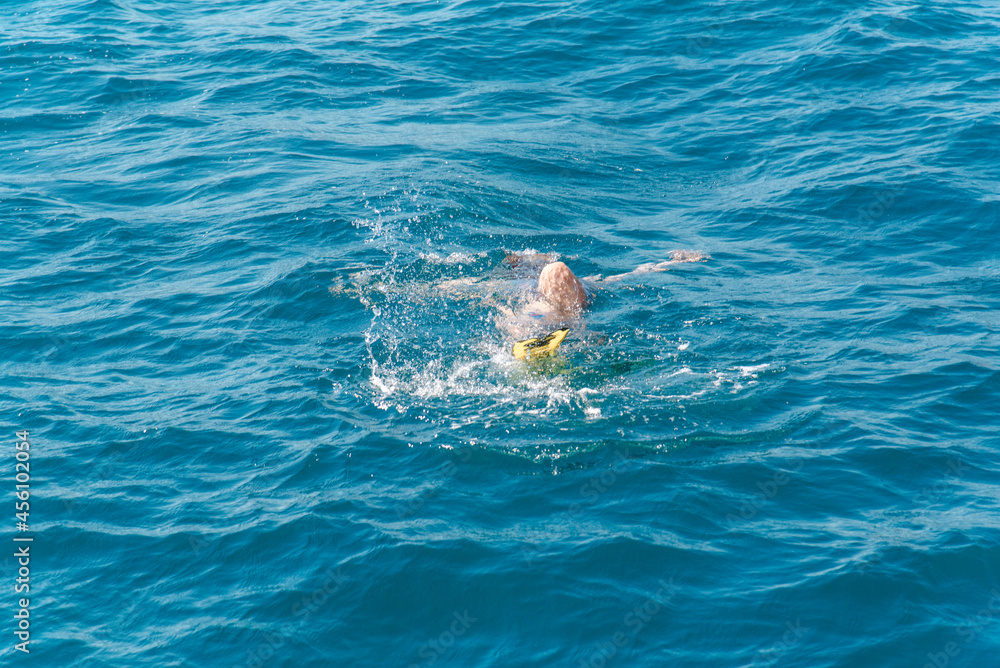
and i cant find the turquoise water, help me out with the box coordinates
[3,0,1000,666]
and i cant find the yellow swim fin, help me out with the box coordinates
[512,328,570,361]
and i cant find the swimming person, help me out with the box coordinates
[351,248,708,356]
[493,250,707,342]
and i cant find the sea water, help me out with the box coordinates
[2,0,999,666]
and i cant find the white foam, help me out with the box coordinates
[418,251,486,265]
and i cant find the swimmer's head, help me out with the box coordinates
[538,261,589,313]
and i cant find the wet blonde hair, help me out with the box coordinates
[537,261,589,313]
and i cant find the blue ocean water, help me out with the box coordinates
[3,0,1000,665]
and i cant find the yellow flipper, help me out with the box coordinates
[512,328,570,361]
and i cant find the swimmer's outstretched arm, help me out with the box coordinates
[504,251,557,269]
[589,250,708,283]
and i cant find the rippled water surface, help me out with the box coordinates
[3,0,1000,666]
